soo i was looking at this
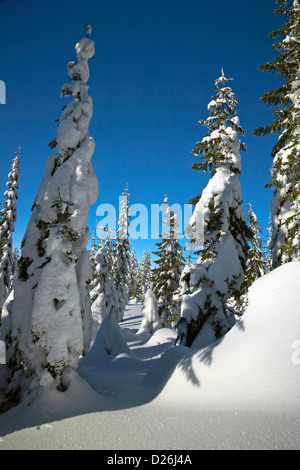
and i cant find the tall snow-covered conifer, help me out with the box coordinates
[152,195,185,325]
[114,186,131,321]
[127,247,139,299]
[136,248,151,300]
[5,29,98,402]
[177,70,250,348]
[254,0,300,267]
[244,203,268,288]
[0,148,21,320]
[138,288,161,335]
[90,244,119,338]
[229,203,268,314]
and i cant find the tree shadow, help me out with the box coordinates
[0,315,246,439]
[235,318,245,331]
[177,356,201,387]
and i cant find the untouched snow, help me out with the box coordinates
[153,262,300,412]
[0,263,300,450]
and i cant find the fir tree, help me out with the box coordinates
[138,288,161,335]
[0,148,21,321]
[127,247,139,299]
[136,248,152,300]
[4,30,97,404]
[176,258,195,299]
[151,195,185,325]
[177,70,251,348]
[89,227,99,279]
[90,244,119,338]
[244,203,268,287]
[104,231,116,277]
[229,204,268,314]
[94,225,116,276]
[265,214,275,270]
[11,247,19,281]
[253,0,300,267]
[114,186,131,321]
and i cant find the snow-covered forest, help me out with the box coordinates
[0,0,299,451]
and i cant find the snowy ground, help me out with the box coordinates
[0,263,300,450]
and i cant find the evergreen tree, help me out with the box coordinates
[175,249,199,305]
[151,195,185,325]
[177,70,251,348]
[127,247,139,299]
[244,203,268,287]
[136,248,152,300]
[229,204,268,314]
[104,232,116,276]
[94,225,116,276]
[176,259,194,299]
[89,227,99,279]
[0,148,21,321]
[4,30,97,404]
[138,288,161,335]
[265,214,274,270]
[11,247,19,282]
[253,0,300,267]
[90,244,119,338]
[114,186,131,321]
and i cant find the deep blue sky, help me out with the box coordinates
[0,0,282,260]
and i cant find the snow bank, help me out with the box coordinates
[82,315,136,364]
[152,262,300,412]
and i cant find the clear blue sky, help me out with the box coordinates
[0,0,282,261]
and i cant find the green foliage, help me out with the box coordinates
[253,0,300,266]
[151,196,185,324]
[191,70,246,177]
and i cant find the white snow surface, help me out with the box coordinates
[0,262,299,450]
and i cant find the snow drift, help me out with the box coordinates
[0,266,299,450]
[150,261,300,412]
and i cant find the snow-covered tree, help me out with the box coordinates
[127,247,139,299]
[138,288,161,335]
[244,203,268,287]
[104,235,116,277]
[254,0,300,267]
[136,248,152,300]
[152,195,185,325]
[94,226,116,276]
[176,258,195,299]
[113,186,131,321]
[265,214,275,271]
[11,247,19,282]
[177,70,251,348]
[5,29,98,403]
[90,244,119,338]
[228,203,268,314]
[0,148,21,320]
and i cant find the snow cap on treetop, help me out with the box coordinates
[75,30,95,62]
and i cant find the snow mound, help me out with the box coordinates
[143,326,177,347]
[153,262,300,412]
[82,315,136,364]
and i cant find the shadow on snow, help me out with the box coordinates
[0,304,244,437]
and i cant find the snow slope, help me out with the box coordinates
[151,261,300,413]
[0,263,299,450]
